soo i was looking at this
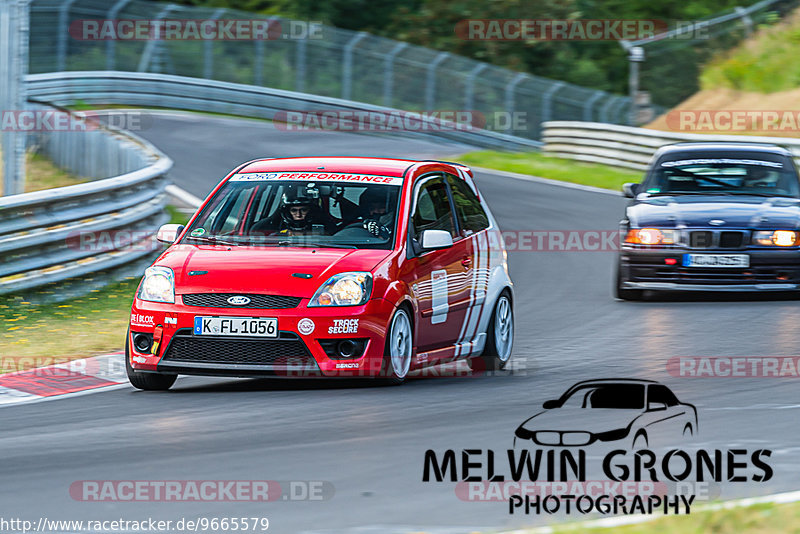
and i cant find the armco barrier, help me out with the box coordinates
[0,104,172,296]
[26,71,543,152]
[542,121,800,171]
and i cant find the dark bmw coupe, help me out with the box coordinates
[616,142,800,300]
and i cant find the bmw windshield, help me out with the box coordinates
[643,154,800,197]
[182,175,402,250]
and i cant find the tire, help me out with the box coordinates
[380,307,413,386]
[615,261,643,301]
[125,330,177,391]
[469,291,514,372]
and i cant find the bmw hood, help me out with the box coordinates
[153,244,392,297]
[627,195,800,229]
[516,408,642,435]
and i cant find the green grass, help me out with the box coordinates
[459,151,643,191]
[701,11,800,93]
[0,277,140,372]
[0,149,89,195]
[550,501,800,534]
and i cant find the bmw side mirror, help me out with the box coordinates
[542,400,559,409]
[622,183,639,198]
[420,229,454,250]
[156,224,185,244]
[647,401,667,412]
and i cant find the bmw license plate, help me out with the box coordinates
[682,254,749,268]
[193,316,278,337]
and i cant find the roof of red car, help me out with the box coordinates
[238,157,421,177]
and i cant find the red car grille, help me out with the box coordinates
[162,331,313,366]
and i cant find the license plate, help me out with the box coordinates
[682,254,749,268]
[193,316,278,337]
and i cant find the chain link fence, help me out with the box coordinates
[26,0,639,141]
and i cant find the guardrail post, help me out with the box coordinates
[541,82,564,123]
[253,16,277,86]
[56,0,78,72]
[137,4,177,72]
[504,73,526,118]
[1,0,30,196]
[583,90,605,122]
[426,52,450,111]
[464,64,487,111]
[203,8,226,79]
[383,42,407,108]
[295,37,306,92]
[734,6,754,36]
[599,95,616,123]
[342,32,368,101]
[105,0,133,70]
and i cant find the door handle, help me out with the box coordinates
[461,257,472,267]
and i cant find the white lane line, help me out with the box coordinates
[500,489,800,533]
[471,166,623,197]
[165,184,203,209]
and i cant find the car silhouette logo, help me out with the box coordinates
[709,219,725,226]
[514,378,697,449]
[227,296,251,306]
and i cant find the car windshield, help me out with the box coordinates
[560,384,645,409]
[644,155,800,198]
[182,176,402,249]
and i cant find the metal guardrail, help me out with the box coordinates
[27,71,543,151]
[542,121,800,171]
[0,104,172,296]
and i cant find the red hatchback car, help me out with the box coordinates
[126,157,514,389]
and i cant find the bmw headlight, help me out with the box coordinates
[309,272,372,307]
[624,228,679,245]
[137,266,175,303]
[753,230,799,247]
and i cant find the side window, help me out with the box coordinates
[446,174,489,237]
[648,385,679,407]
[411,177,457,242]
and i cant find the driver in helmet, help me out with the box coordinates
[277,189,316,236]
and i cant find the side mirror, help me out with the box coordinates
[647,401,667,412]
[542,400,559,409]
[420,229,454,250]
[622,183,640,198]
[156,224,185,244]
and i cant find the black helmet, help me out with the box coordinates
[280,188,315,231]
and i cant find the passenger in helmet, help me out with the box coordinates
[358,188,394,239]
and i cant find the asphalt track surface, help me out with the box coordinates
[3,112,800,533]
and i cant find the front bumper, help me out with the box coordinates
[619,248,800,291]
[128,295,397,378]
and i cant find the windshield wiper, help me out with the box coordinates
[279,241,358,249]
[184,235,239,247]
